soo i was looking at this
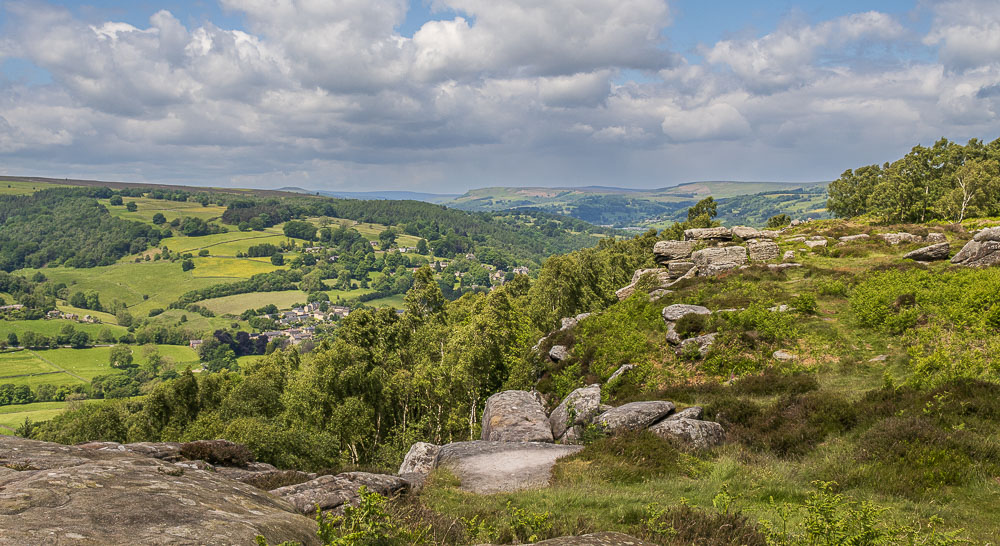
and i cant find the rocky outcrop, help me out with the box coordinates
[747,239,780,262]
[804,239,828,248]
[270,472,409,516]
[691,246,747,275]
[904,242,950,261]
[649,418,726,449]
[615,268,673,301]
[76,440,183,461]
[0,436,319,545]
[596,401,675,433]
[951,227,1000,267]
[549,384,602,441]
[783,250,796,262]
[607,363,636,384]
[653,240,696,263]
[678,332,717,356]
[667,261,695,277]
[926,232,947,243]
[481,390,553,443]
[684,227,732,241]
[838,234,870,242]
[773,349,797,361]
[879,232,923,245]
[435,441,582,494]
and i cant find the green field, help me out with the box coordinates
[1,319,126,339]
[0,345,199,389]
[0,180,71,196]
[190,256,281,278]
[364,294,406,309]
[19,262,232,316]
[0,399,109,434]
[200,290,309,315]
[100,197,227,226]
[162,229,287,255]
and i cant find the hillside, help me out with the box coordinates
[444,181,829,227]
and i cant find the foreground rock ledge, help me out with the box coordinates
[0,436,319,545]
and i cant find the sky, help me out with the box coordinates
[0,0,998,193]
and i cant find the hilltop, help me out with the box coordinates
[444,181,829,227]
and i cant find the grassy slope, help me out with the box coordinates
[0,400,104,433]
[412,221,999,543]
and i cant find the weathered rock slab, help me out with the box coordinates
[904,242,950,261]
[666,406,703,421]
[435,441,583,494]
[481,390,554,443]
[596,401,675,433]
[951,229,1000,267]
[747,239,780,262]
[549,345,569,362]
[684,227,732,241]
[616,269,673,301]
[653,240,696,262]
[879,232,923,245]
[0,436,319,545]
[649,418,725,449]
[398,442,440,476]
[662,304,711,322]
[838,233,870,242]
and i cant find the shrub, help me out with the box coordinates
[640,503,766,545]
[731,369,819,396]
[674,312,708,338]
[179,439,255,467]
[790,293,817,314]
[552,431,704,485]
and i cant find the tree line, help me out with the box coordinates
[827,137,1000,223]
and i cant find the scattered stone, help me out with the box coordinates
[649,418,725,449]
[903,242,950,261]
[549,345,569,362]
[773,350,797,361]
[0,436,320,545]
[435,441,583,494]
[607,363,636,384]
[879,232,923,245]
[783,250,796,261]
[662,304,712,322]
[926,232,947,243]
[398,442,440,477]
[596,401,675,433]
[691,246,748,275]
[677,332,717,356]
[804,239,828,248]
[666,406,703,421]
[77,441,183,462]
[786,236,806,242]
[790,219,802,226]
[270,472,409,516]
[869,354,888,362]
[653,240,696,263]
[683,227,732,241]
[665,323,681,345]
[560,312,592,331]
[747,239,780,262]
[838,234,870,242]
[550,384,603,440]
[951,228,1000,267]
[769,263,802,271]
[481,391,554,443]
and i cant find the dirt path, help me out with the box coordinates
[29,351,88,383]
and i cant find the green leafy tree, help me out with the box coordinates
[181,259,195,272]
[378,228,397,250]
[109,345,133,368]
[109,195,123,206]
[270,254,284,266]
[152,212,166,225]
[126,201,137,212]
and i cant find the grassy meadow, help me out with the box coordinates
[0,179,71,196]
[100,197,227,225]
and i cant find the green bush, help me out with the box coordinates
[552,431,704,485]
[674,312,708,338]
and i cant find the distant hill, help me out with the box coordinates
[443,180,830,227]
[277,187,458,204]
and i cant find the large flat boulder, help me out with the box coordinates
[662,303,711,322]
[879,232,923,245]
[615,269,673,301]
[549,384,603,440]
[649,418,725,449]
[732,226,779,239]
[481,390,553,443]
[691,246,747,275]
[269,472,409,516]
[596,401,675,433]
[0,436,319,545]
[653,240,696,263]
[435,441,583,494]
[684,227,732,241]
[398,442,440,477]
